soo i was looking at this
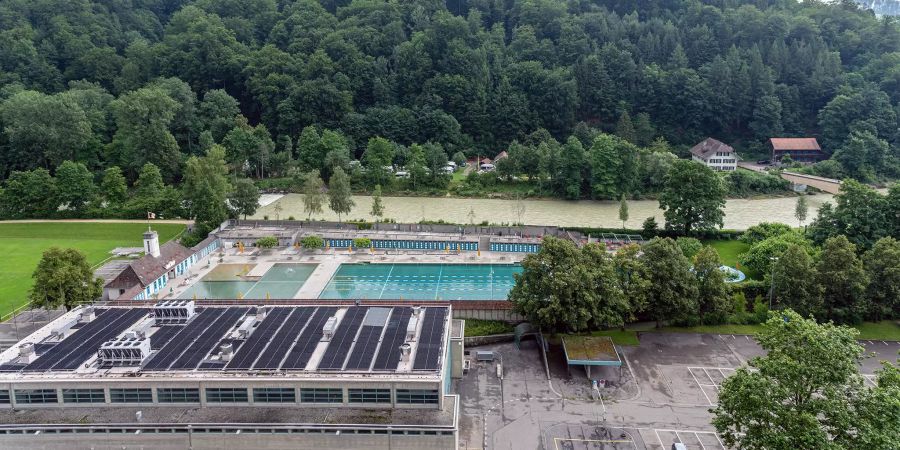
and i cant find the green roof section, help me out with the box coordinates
[561,335,622,367]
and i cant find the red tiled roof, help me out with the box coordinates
[770,138,821,151]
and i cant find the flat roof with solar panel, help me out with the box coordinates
[0,302,453,411]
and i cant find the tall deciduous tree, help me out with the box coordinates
[509,237,629,333]
[639,237,698,327]
[228,178,260,219]
[618,194,629,230]
[0,90,94,170]
[817,235,868,323]
[771,244,821,317]
[109,86,182,180]
[182,144,231,232]
[693,246,729,324]
[301,170,326,220]
[0,169,58,219]
[659,160,726,235]
[862,237,900,321]
[588,133,638,199]
[362,137,396,189]
[328,166,354,222]
[100,166,128,210]
[30,247,103,310]
[795,196,808,229]
[370,184,385,220]
[54,161,96,213]
[714,310,899,450]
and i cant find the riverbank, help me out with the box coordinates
[252,193,834,230]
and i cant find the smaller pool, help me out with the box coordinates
[720,265,746,283]
[180,263,317,299]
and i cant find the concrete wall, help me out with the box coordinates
[0,430,456,450]
[780,171,842,194]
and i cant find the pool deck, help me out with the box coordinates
[156,247,527,302]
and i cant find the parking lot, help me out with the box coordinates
[457,331,898,449]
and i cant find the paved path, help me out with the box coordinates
[293,257,344,299]
[0,219,192,224]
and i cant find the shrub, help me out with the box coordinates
[300,236,324,249]
[464,319,515,337]
[256,236,278,249]
[353,237,372,248]
[676,237,702,259]
[740,222,794,245]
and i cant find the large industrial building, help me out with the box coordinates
[0,302,463,449]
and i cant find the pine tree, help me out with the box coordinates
[615,110,637,144]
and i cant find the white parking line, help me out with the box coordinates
[655,429,725,450]
[688,368,715,405]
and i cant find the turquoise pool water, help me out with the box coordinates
[317,263,522,301]
[179,263,317,299]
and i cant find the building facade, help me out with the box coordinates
[770,137,825,163]
[689,138,738,171]
[0,303,460,449]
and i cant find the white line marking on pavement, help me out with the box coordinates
[688,368,715,406]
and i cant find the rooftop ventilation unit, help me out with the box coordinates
[50,319,78,341]
[18,343,37,364]
[399,343,412,362]
[236,316,257,339]
[153,300,195,324]
[79,306,96,323]
[406,315,419,342]
[219,343,234,362]
[322,316,338,341]
[98,336,151,367]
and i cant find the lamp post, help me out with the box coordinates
[768,256,779,310]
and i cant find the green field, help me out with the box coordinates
[703,239,750,268]
[0,222,186,317]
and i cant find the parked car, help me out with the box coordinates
[756,159,771,165]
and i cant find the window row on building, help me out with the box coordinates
[0,427,454,436]
[134,239,221,300]
[1,387,440,406]
[325,239,478,251]
[489,242,540,253]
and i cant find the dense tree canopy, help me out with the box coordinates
[1,0,899,189]
[714,310,900,450]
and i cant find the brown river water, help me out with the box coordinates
[252,193,835,230]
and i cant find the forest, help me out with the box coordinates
[1,0,899,205]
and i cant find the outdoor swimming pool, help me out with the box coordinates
[317,263,522,301]
[179,263,317,299]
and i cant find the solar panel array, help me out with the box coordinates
[413,308,447,371]
[1,305,449,375]
[143,308,225,371]
[149,326,180,350]
[372,308,413,371]
[25,308,147,372]
[169,307,248,370]
[281,307,338,370]
[344,324,385,371]
[250,307,315,370]
[317,307,365,370]
[225,308,291,369]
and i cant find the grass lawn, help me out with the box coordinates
[0,222,186,317]
[703,239,749,268]
[657,321,900,341]
[589,329,640,346]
